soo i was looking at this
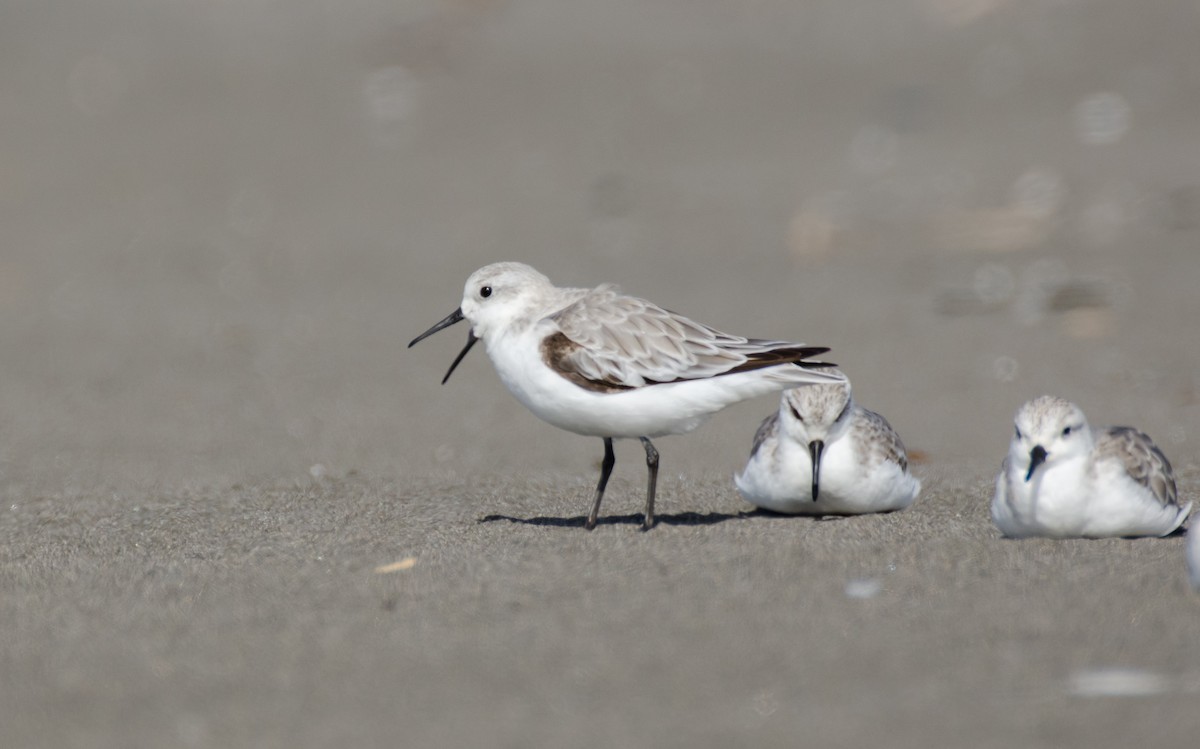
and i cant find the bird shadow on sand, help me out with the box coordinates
[480,510,752,528]
[477,508,848,528]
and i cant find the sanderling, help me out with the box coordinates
[734,378,920,515]
[992,395,1191,538]
[1189,527,1200,591]
[409,261,844,530]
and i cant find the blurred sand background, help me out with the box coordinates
[2,1,1199,747]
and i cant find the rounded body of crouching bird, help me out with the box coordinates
[735,378,920,515]
[1188,527,1200,591]
[409,262,845,530]
[992,395,1191,539]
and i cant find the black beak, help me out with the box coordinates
[409,308,478,384]
[1025,445,1047,482]
[808,440,825,501]
[409,308,464,347]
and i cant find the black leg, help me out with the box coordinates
[640,437,659,531]
[586,438,616,530]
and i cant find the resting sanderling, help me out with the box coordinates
[734,378,920,515]
[409,262,844,530]
[992,395,1191,538]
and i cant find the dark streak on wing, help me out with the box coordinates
[723,345,834,375]
[1097,426,1179,507]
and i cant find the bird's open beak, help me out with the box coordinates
[409,308,478,384]
[808,440,825,501]
[1024,445,1048,482]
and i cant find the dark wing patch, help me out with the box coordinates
[541,331,635,393]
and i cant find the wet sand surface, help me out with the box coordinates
[2,2,1199,746]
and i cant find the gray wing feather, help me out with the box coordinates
[855,408,909,471]
[747,411,781,460]
[1096,426,1178,508]
[550,285,826,387]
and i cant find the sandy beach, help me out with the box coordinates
[2,2,1198,746]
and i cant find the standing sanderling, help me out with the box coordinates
[992,395,1191,538]
[409,262,844,530]
[734,378,920,515]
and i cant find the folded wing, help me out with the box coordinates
[1096,426,1178,508]
[545,284,833,390]
[856,408,909,471]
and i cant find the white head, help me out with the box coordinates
[778,378,853,500]
[459,262,555,340]
[409,262,554,384]
[1009,395,1094,482]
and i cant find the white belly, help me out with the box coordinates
[993,457,1188,538]
[736,433,918,515]
[485,330,796,438]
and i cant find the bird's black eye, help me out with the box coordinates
[480,286,492,298]
[1014,426,1022,439]
[1062,426,1072,437]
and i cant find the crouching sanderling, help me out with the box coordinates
[992,395,1190,539]
[735,377,920,515]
